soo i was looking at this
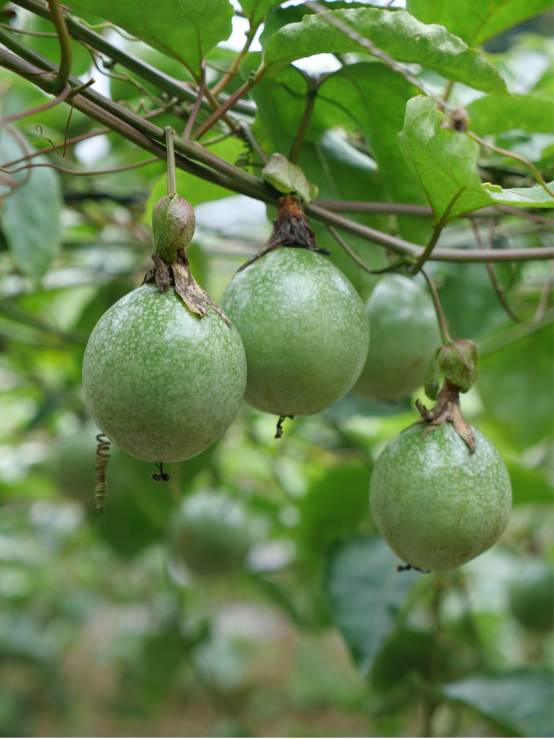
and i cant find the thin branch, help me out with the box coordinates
[472,220,554,325]
[468,131,554,198]
[1,157,158,176]
[183,59,206,140]
[304,1,456,114]
[421,268,452,344]
[289,84,317,164]
[193,79,254,140]
[1,81,71,122]
[240,121,269,165]
[409,187,466,275]
[46,0,72,93]
[211,21,260,97]
[327,226,412,273]
[0,22,57,37]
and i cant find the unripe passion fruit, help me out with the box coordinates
[509,560,554,632]
[353,274,440,400]
[370,424,512,572]
[219,248,369,416]
[82,285,246,463]
[168,491,254,576]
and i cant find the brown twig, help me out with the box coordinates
[327,226,412,274]
[421,267,452,344]
[409,188,466,275]
[183,59,206,140]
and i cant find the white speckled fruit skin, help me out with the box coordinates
[219,248,369,416]
[82,285,247,463]
[370,423,512,572]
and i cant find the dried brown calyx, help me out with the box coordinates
[238,195,330,272]
[142,249,230,326]
[414,378,476,453]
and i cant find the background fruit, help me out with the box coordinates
[219,248,369,416]
[370,423,512,571]
[509,560,554,632]
[167,490,256,576]
[352,274,441,400]
[82,285,247,463]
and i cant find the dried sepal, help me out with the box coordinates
[414,379,476,453]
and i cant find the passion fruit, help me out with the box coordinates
[509,559,554,632]
[82,285,246,463]
[167,491,255,576]
[352,274,440,400]
[370,423,512,572]
[219,248,369,417]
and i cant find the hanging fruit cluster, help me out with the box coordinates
[82,140,511,573]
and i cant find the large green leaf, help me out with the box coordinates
[320,63,432,244]
[478,324,553,447]
[0,132,62,283]
[67,0,234,76]
[240,0,282,25]
[262,8,508,95]
[259,2,366,49]
[323,535,420,677]
[398,96,554,221]
[467,94,554,136]
[440,669,554,737]
[406,0,554,47]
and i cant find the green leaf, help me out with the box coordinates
[262,8,508,95]
[477,324,553,447]
[297,465,370,559]
[467,94,554,136]
[322,535,420,677]
[66,0,234,76]
[406,0,554,47]
[260,2,366,49]
[262,153,318,203]
[506,460,554,506]
[439,669,554,738]
[397,96,554,221]
[319,63,432,244]
[240,0,282,25]
[0,132,62,283]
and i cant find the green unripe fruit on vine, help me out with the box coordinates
[219,248,369,416]
[370,424,512,572]
[82,285,246,463]
[509,560,554,632]
[353,274,440,400]
[168,491,254,576]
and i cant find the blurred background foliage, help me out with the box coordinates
[0,0,552,736]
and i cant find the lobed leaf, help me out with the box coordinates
[397,96,554,221]
[323,535,420,677]
[406,0,554,47]
[262,8,508,95]
[66,0,234,76]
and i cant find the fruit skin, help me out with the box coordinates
[352,274,440,400]
[370,423,512,572]
[509,560,554,632]
[82,285,246,463]
[168,491,254,577]
[219,248,369,416]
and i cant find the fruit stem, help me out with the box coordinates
[165,126,177,199]
[421,268,452,345]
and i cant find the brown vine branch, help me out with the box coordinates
[183,59,206,140]
[193,79,254,140]
[1,157,158,177]
[289,80,317,164]
[1,81,71,122]
[211,20,260,97]
[472,220,554,325]
[327,226,412,274]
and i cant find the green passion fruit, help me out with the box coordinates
[353,274,440,400]
[168,491,255,576]
[219,248,369,417]
[82,285,246,463]
[509,560,554,632]
[370,423,512,572]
